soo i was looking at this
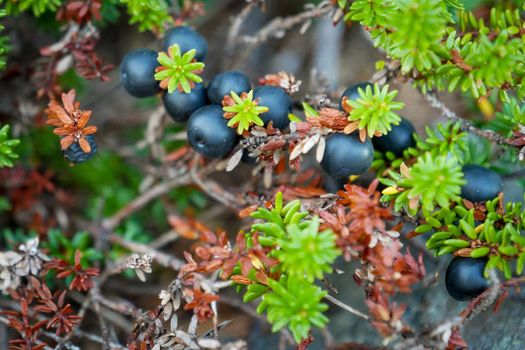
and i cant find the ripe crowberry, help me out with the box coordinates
[162,83,207,123]
[63,135,97,163]
[445,257,489,301]
[372,117,416,156]
[120,49,160,98]
[162,26,208,62]
[241,150,258,164]
[339,82,373,109]
[187,105,237,158]
[253,86,292,130]
[461,164,503,203]
[207,71,251,105]
[321,132,374,179]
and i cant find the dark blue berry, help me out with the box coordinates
[63,135,97,163]
[321,133,374,179]
[120,49,160,98]
[241,149,258,164]
[162,83,208,123]
[187,105,237,158]
[253,86,291,130]
[323,175,346,193]
[372,117,416,156]
[162,26,208,62]
[445,257,489,301]
[461,164,503,203]
[207,71,251,105]
[339,82,373,110]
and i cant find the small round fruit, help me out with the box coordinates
[207,71,251,105]
[321,133,374,179]
[372,117,416,156]
[253,86,291,130]
[461,164,503,203]
[120,49,160,98]
[63,136,97,163]
[187,105,237,158]
[162,83,207,123]
[445,257,489,301]
[339,82,373,109]
[162,26,208,62]
[323,175,346,193]
[241,150,258,164]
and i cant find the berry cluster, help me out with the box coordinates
[120,25,293,159]
[119,26,507,303]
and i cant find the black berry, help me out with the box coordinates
[63,135,97,163]
[120,49,160,98]
[372,117,416,156]
[162,26,208,62]
[241,149,258,164]
[207,71,251,105]
[187,105,237,158]
[162,83,207,123]
[253,86,291,130]
[461,164,503,203]
[445,257,489,301]
[321,133,374,179]
[339,82,373,110]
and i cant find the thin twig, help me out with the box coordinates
[324,294,369,320]
[423,92,509,145]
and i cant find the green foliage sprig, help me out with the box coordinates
[2,0,61,16]
[340,1,525,103]
[372,121,468,176]
[0,124,20,168]
[416,195,525,279]
[257,276,329,343]
[381,153,465,216]
[0,9,7,70]
[155,44,205,94]
[120,0,172,32]
[346,83,404,137]
[223,90,269,134]
[240,193,341,343]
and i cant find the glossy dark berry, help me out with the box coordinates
[120,49,160,98]
[323,175,346,193]
[241,149,258,164]
[461,164,503,203]
[321,133,374,179]
[63,135,97,163]
[187,105,237,158]
[162,83,207,123]
[207,71,251,105]
[372,117,416,156]
[339,82,373,110]
[253,86,291,130]
[445,257,489,301]
[162,26,208,62]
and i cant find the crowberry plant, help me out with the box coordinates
[3,1,525,349]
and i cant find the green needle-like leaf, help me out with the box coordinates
[347,83,404,138]
[223,90,269,134]
[155,44,205,94]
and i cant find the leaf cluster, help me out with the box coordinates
[346,83,404,138]
[0,124,20,168]
[416,195,525,279]
[155,44,205,94]
[2,0,61,16]
[341,0,525,103]
[381,153,465,216]
[119,0,172,32]
[223,90,269,134]
[240,193,340,343]
[0,9,7,70]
